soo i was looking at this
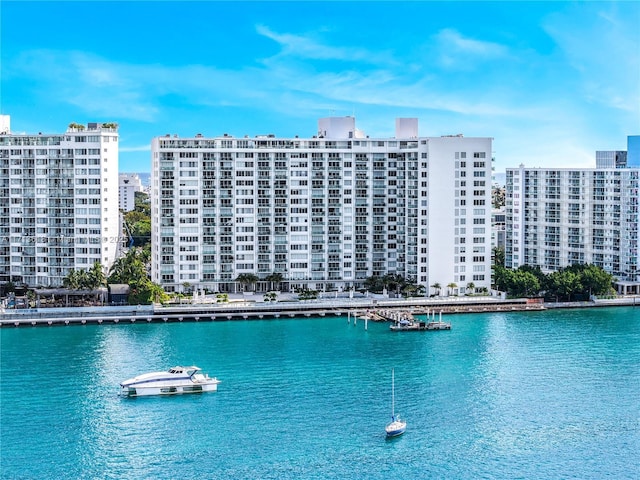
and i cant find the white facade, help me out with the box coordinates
[119,173,144,212]
[0,115,10,134]
[151,117,493,294]
[492,207,506,252]
[0,119,120,287]
[505,165,640,281]
[595,150,627,169]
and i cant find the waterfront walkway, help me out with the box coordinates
[0,294,636,327]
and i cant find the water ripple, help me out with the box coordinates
[1,307,639,479]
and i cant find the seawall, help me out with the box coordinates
[1,295,636,327]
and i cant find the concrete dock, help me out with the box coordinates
[1,294,635,327]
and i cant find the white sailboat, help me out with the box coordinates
[385,368,406,437]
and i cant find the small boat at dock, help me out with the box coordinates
[389,309,451,331]
[390,320,451,331]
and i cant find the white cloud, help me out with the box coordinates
[11,50,161,122]
[542,3,640,113]
[433,29,510,70]
[255,24,397,66]
[6,4,638,174]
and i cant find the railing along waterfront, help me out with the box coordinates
[2,294,636,328]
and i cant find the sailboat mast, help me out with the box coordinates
[391,368,395,417]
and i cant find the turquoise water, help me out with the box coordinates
[1,307,639,479]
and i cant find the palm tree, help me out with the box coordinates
[402,283,418,297]
[236,273,259,293]
[265,272,283,292]
[384,273,406,296]
[447,282,458,296]
[88,262,106,290]
[363,275,385,293]
[108,248,148,285]
[466,282,476,295]
[63,270,81,290]
[26,289,36,308]
[431,282,441,296]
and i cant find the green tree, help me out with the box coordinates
[129,220,151,247]
[128,279,169,305]
[26,289,36,308]
[62,269,95,290]
[447,282,458,296]
[123,210,148,225]
[402,283,417,297]
[133,191,151,216]
[236,273,259,292]
[547,269,582,302]
[297,288,318,301]
[364,275,385,293]
[123,191,151,247]
[519,265,547,288]
[383,273,406,295]
[62,270,81,290]
[510,270,541,298]
[88,262,106,290]
[108,249,148,285]
[3,281,16,294]
[493,265,509,292]
[431,283,442,296]
[107,246,165,305]
[494,263,613,301]
[265,272,283,291]
[576,264,614,297]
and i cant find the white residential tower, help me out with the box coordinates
[0,118,120,287]
[150,117,494,294]
[119,173,144,212]
[505,159,640,289]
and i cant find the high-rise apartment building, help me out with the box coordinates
[505,163,640,284]
[627,136,640,168]
[151,117,493,294]
[119,173,144,212]
[595,150,627,169]
[0,117,120,287]
[596,135,639,169]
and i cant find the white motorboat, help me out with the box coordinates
[120,366,220,397]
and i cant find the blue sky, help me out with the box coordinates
[1,1,639,175]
